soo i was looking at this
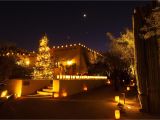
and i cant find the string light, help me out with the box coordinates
[50,43,103,57]
[33,35,53,80]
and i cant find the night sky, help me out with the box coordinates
[0,1,150,53]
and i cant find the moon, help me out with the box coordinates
[83,13,87,18]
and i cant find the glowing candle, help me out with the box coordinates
[54,92,59,98]
[62,91,67,97]
[127,86,130,91]
[1,90,8,97]
[115,110,120,119]
[115,96,120,103]
[83,86,88,91]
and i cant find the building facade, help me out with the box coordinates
[0,43,103,76]
[51,43,103,75]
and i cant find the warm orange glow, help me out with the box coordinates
[33,35,53,80]
[37,91,53,96]
[127,86,130,91]
[115,110,120,119]
[106,80,111,84]
[83,85,88,91]
[130,83,135,86]
[53,80,59,92]
[54,92,59,98]
[15,93,21,98]
[127,106,131,109]
[15,80,22,98]
[62,91,67,97]
[67,60,73,65]
[25,58,30,66]
[17,93,21,97]
[6,95,10,99]
[1,90,8,97]
[56,75,107,80]
[115,96,120,103]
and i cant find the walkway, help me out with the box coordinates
[0,85,159,119]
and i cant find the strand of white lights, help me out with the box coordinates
[52,43,103,57]
[56,75,107,80]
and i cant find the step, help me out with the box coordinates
[43,89,54,93]
[48,86,53,89]
[37,91,53,96]
[27,94,52,98]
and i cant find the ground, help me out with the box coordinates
[0,85,159,119]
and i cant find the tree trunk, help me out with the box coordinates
[133,4,160,113]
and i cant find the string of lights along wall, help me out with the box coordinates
[52,43,103,57]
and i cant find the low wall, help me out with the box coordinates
[6,79,22,97]
[22,80,52,96]
[6,79,52,96]
[58,80,106,96]
[6,79,106,97]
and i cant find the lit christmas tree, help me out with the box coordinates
[33,35,53,80]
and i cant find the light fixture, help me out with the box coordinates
[115,96,120,103]
[25,58,30,66]
[115,110,120,119]
[83,85,88,91]
[62,91,67,97]
[1,90,8,97]
[54,92,59,98]
[106,80,111,85]
[127,86,130,91]
[67,60,73,66]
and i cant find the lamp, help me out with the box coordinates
[67,60,73,66]
[62,91,67,97]
[83,85,88,91]
[127,86,130,91]
[115,110,120,119]
[115,96,120,103]
[54,92,59,98]
[1,90,8,97]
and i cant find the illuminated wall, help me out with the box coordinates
[51,43,103,75]
[6,79,51,96]
[22,80,51,95]
[59,80,105,96]
[52,80,59,92]
[6,79,22,97]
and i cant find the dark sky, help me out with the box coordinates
[0,1,150,52]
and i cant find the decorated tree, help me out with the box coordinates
[33,35,53,80]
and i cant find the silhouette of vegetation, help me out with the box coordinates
[106,29,135,90]
[0,44,33,82]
